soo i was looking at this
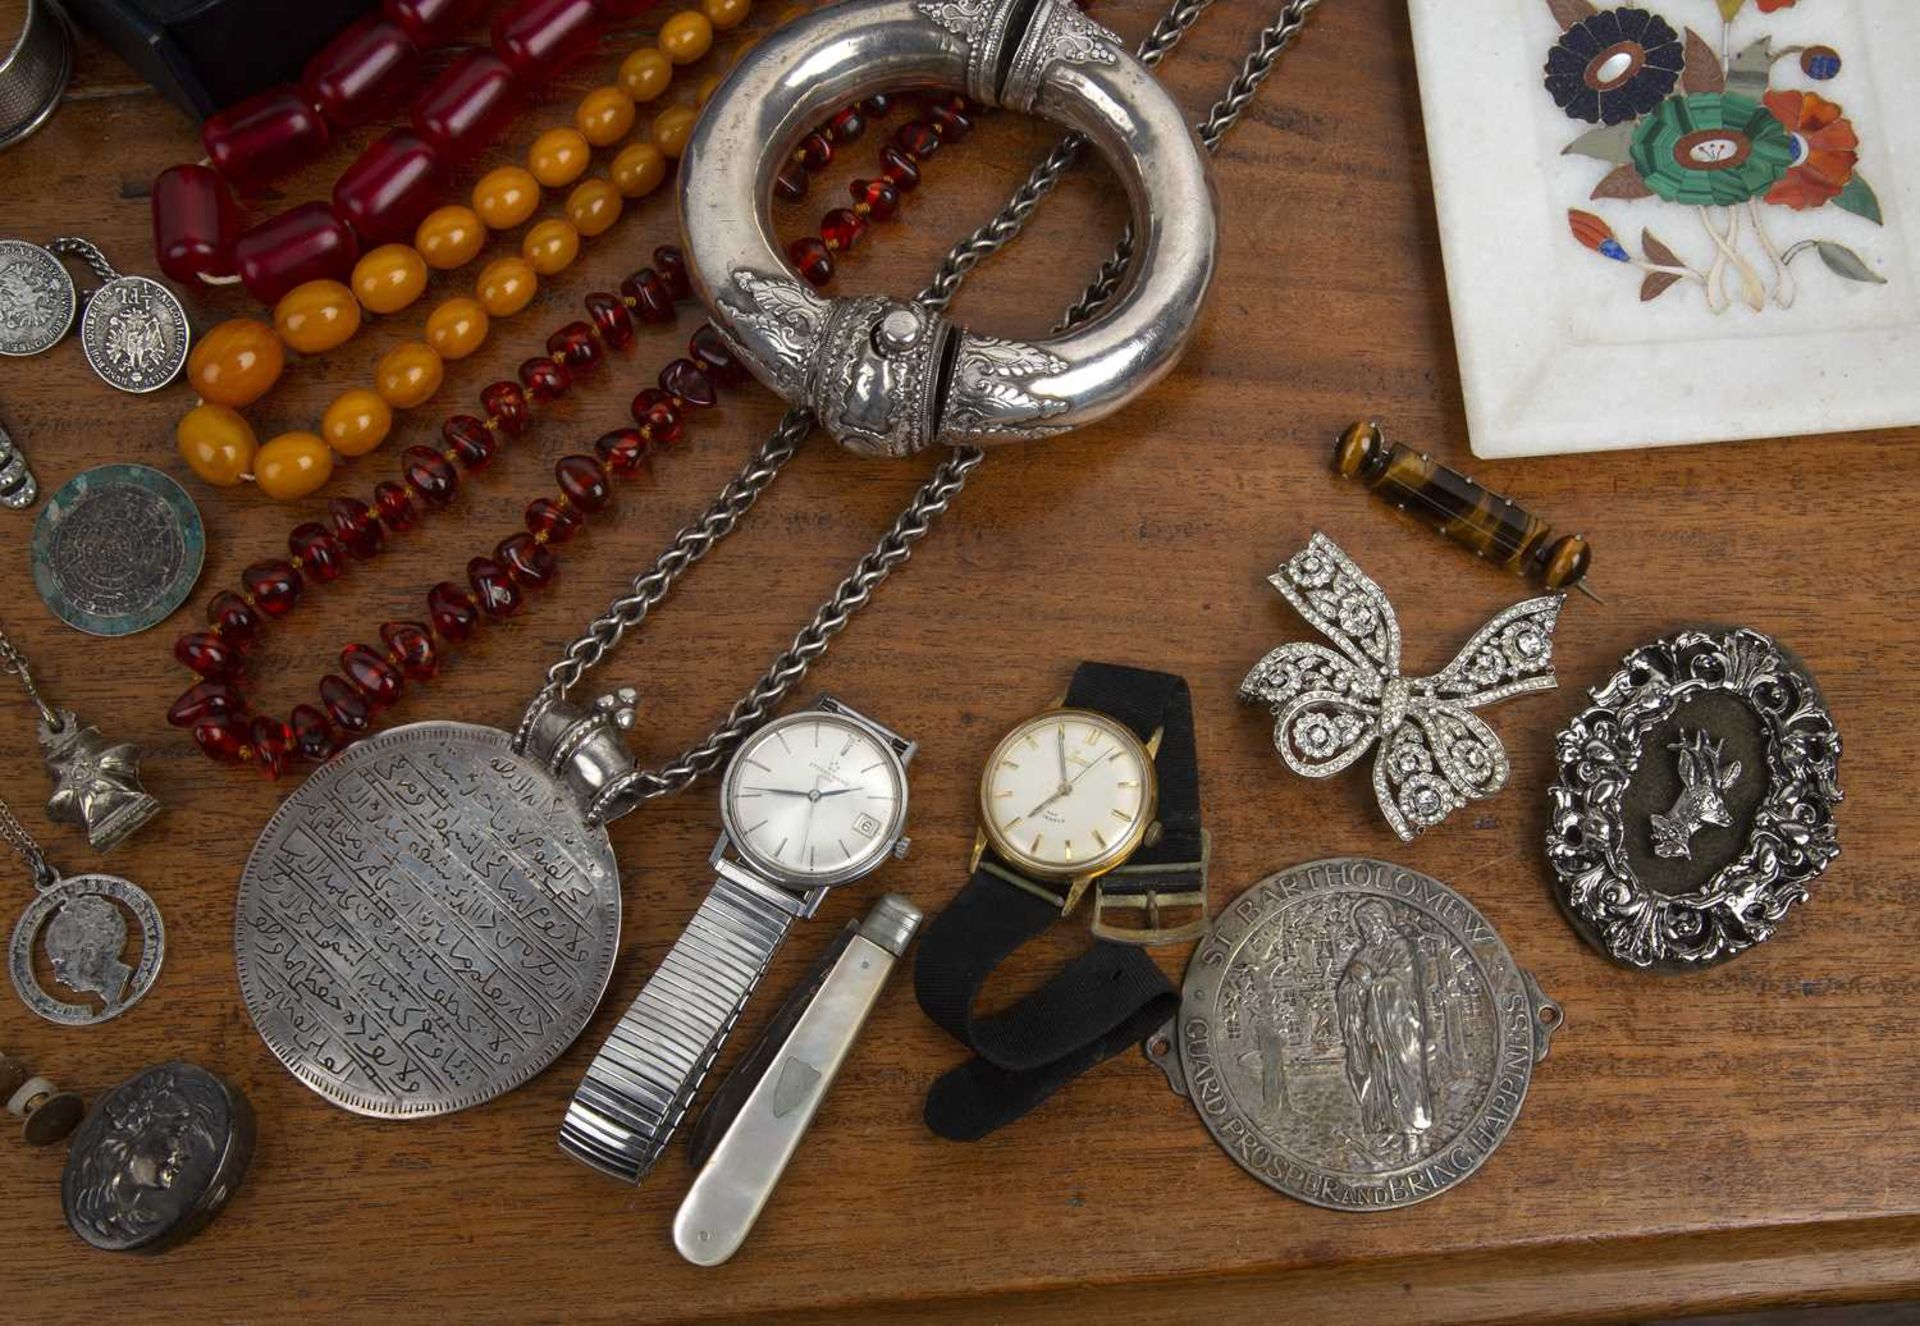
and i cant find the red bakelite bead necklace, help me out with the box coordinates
[168,92,977,777]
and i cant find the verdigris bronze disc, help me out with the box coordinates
[235,722,621,1118]
[31,464,204,637]
[1147,857,1561,1210]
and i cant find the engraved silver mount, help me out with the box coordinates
[680,0,1218,457]
[1240,534,1563,840]
[1547,627,1842,972]
[517,686,644,827]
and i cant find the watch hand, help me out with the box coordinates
[1025,785,1071,819]
[798,774,820,853]
[743,786,814,797]
[1067,745,1121,788]
[1056,726,1069,785]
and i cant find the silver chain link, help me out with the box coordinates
[0,793,55,889]
[47,236,120,285]
[0,619,57,727]
[538,0,1326,799]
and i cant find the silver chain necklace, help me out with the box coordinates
[236,0,1328,1120]
[529,0,1327,802]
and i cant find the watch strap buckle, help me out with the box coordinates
[1088,830,1211,947]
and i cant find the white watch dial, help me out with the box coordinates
[723,712,906,884]
[979,709,1154,879]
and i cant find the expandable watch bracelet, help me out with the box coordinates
[560,696,914,1182]
[560,874,799,1182]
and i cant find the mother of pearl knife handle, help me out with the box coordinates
[673,895,921,1266]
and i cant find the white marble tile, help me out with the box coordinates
[1407,0,1920,457]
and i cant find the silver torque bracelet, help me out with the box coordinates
[680,0,1219,458]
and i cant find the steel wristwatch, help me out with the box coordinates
[559,696,913,1183]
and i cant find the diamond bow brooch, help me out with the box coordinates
[1239,533,1563,840]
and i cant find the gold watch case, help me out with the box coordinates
[972,706,1161,911]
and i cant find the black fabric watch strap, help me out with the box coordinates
[913,662,1198,1140]
[1063,662,1205,903]
[914,865,1177,1140]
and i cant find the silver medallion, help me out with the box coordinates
[62,1062,255,1253]
[1147,858,1561,1211]
[235,721,622,1118]
[32,463,205,637]
[0,238,76,356]
[79,274,190,393]
[10,871,166,1025]
[1547,627,1841,971]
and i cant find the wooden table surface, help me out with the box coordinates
[3,3,1917,1322]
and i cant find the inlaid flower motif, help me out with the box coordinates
[1629,92,1795,205]
[1568,209,1630,261]
[1800,46,1841,81]
[1755,0,1796,11]
[1763,90,1859,209]
[1543,6,1686,125]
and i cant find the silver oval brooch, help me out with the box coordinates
[1546,627,1842,972]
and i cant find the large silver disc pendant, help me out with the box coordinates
[235,722,622,1118]
[9,872,166,1025]
[0,238,77,356]
[62,1061,254,1253]
[32,463,205,637]
[1147,858,1561,1211]
[79,274,190,392]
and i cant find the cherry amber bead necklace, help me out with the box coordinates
[152,0,663,295]
[152,0,499,286]
[167,92,974,777]
[174,6,759,502]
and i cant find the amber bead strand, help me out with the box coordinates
[169,92,974,776]
[175,2,756,502]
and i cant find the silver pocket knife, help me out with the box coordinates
[674,893,922,1266]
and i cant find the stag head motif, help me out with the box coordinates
[1649,729,1742,860]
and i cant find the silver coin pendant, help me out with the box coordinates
[0,238,77,357]
[80,274,190,392]
[9,871,166,1025]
